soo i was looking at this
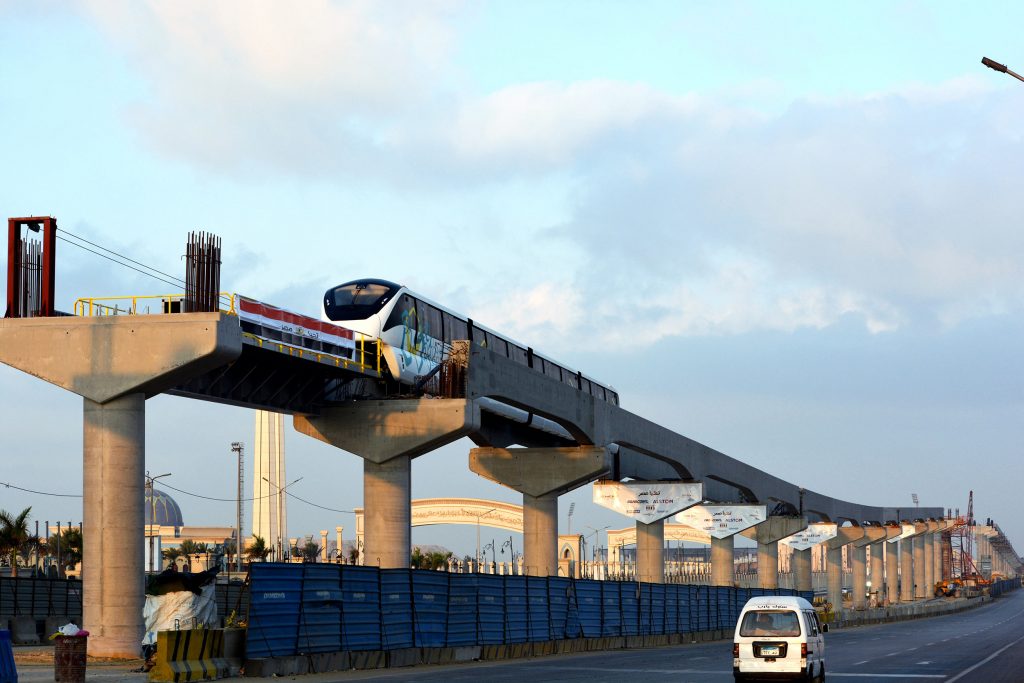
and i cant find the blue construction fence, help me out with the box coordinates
[987,578,1021,599]
[245,563,812,659]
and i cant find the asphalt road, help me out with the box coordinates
[310,590,1024,682]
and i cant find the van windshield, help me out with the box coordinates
[739,610,801,637]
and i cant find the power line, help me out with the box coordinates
[58,228,188,288]
[57,235,184,290]
[283,490,356,515]
[0,481,82,498]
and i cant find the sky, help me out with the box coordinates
[0,1,1022,562]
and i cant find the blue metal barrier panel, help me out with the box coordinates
[601,582,622,637]
[646,583,666,635]
[340,565,381,651]
[476,574,506,645]
[504,576,528,643]
[664,584,679,634]
[694,585,710,632]
[447,575,481,647]
[527,576,550,641]
[411,571,448,648]
[0,629,16,683]
[247,563,303,658]
[575,580,602,638]
[547,577,571,640]
[620,582,639,636]
[299,564,341,654]
[381,569,414,650]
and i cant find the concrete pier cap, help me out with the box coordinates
[294,399,481,570]
[469,446,612,576]
[0,314,242,659]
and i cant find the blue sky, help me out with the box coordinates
[1,1,1022,559]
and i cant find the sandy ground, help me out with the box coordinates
[13,645,148,683]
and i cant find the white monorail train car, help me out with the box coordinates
[322,278,619,406]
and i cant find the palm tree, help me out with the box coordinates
[0,507,32,577]
[162,546,183,569]
[246,535,271,562]
[46,527,83,577]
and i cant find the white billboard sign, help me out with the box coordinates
[675,505,767,538]
[592,481,702,524]
[888,523,918,543]
[780,523,838,550]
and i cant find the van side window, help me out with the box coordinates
[804,611,818,636]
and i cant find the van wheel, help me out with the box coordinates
[818,662,825,682]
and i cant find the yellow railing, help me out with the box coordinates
[74,292,237,317]
[240,331,383,376]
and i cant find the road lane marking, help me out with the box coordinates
[947,631,1024,683]
[916,661,932,665]
[830,675,945,678]
[853,660,869,665]
[884,652,899,657]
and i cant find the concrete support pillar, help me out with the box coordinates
[83,393,146,659]
[523,494,558,577]
[741,516,806,590]
[827,546,843,612]
[913,534,927,600]
[758,541,779,589]
[851,545,867,610]
[636,519,665,583]
[824,526,864,616]
[363,455,411,568]
[793,548,812,593]
[924,532,935,596]
[886,540,899,605]
[869,543,883,605]
[711,535,734,586]
[900,537,914,602]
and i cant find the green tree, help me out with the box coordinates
[0,507,32,577]
[300,540,320,563]
[162,546,183,567]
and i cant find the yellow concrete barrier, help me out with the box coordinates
[149,628,230,682]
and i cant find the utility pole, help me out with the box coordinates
[231,442,244,573]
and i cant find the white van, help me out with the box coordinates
[733,595,826,681]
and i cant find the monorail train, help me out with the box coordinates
[322,278,619,405]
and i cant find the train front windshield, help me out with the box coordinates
[324,280,399,321]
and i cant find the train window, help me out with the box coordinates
[444,313,468,343]
[383,294,417,333]
[324,281,398,321]
[423,304,443,341]
[509,344,528,365]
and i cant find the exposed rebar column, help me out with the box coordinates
[523,494,558,576]
[184,231,221,313]
[852,544,867,610]
[711,535,734,586]
[636,519,665,584]
[886,540,899,605]
[900,538,915,602]
[363,455,411,568]
[83,393,145,658]
[793,548,812,592]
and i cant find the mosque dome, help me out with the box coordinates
[145,488,185,527]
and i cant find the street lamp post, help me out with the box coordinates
[145,471,172,572]
[230,443,244,574]
[982,57,1024,83]
[474,508,497,566]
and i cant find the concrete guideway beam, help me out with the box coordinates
[740,517,807,590]
[470,446,611,576]
[825,526,865,615]
[0,313,242,402]
[0,314,242,659]
[295,399,480,464]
